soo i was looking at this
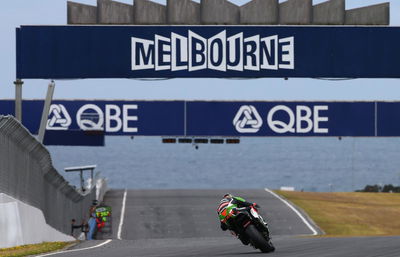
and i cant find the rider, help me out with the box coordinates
[217,193,260,245]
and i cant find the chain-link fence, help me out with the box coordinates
[0,115,98,235]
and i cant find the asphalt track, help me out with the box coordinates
[38,189,400,257]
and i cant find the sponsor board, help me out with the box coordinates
[16,26,400,79]
[1,100,400,137]
[186,102,374,137]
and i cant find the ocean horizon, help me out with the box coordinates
[47,137,400,192]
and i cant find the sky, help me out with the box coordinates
[1,0,400,101]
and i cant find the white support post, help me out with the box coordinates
[13,79,24,122]
[38,80,55,143]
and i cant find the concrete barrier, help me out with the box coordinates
[201,0,239,25]
[67,1,97,24]
[0,116,100,241]
[98,0,134,24]
[134,0,166,24]
[346,3,390,25]
[313,0,345,25]
[279,0,312,25]
[167,0,200,24]
[0,194,74,248]
[240,0,278,25]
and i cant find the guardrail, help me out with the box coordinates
[0,115,103,235]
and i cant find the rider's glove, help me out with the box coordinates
[252,203,260,209]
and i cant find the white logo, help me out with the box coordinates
[267,105,295,133]
[76,104,104,131]
[76,104,138,132]
[46,104,72,130]
[233,105,263,133]
[132,30,294,72]
[267,105,329,134]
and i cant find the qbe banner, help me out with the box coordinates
[187,102,375,137]
[0,100,185,136]
[16,26,400,79]
[1,100,400,137]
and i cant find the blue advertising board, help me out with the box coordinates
[1,100,399,137]
[16,26,400,79]
[186,102,375,137]
[0,100,184,136]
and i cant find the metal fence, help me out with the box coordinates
[0,115,98,235]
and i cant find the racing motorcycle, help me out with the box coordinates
[228,205,275,253]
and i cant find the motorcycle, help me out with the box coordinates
[227,205,275,253]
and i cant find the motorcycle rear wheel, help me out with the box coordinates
[244,224,275,253]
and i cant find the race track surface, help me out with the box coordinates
[39,189,400,257]
[105,189,314,240]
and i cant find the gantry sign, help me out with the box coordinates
[16,26,400,79]
[13,1,400,144]
[2,100,400,138]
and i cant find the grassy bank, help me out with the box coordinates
[276,191,400,236]
[0,242,72,257]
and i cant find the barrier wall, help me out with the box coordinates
[0,193,74,248]
[0,115,99,238]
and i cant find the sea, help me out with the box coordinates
[47,137,400,192]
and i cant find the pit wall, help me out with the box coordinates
[0,115,106,248]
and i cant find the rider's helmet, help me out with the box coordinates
[219,194,233,208]
[223,193,233,199]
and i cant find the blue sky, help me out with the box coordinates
[1,0,400,101]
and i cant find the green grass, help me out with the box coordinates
[0,241,73,257]
[275,191,400,236]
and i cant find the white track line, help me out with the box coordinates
[117,189,128,240]
[264,188,318,236]
[35,239,112,257]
